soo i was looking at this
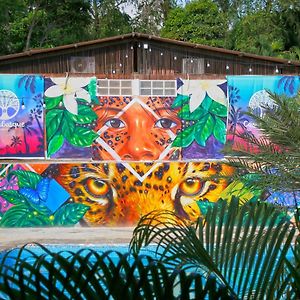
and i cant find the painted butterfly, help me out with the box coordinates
[19,178,50,205]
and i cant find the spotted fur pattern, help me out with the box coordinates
[47,162,234,226]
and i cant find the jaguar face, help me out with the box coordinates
[49,162,234,226]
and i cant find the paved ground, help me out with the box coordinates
[0,227,135,250]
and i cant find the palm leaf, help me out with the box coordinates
[0,243,232,299]
[130,199,295,299]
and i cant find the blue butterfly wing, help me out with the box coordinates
[37,178,50,202]
[19,188,40,204]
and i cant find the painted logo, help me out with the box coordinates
[0,90,20,120]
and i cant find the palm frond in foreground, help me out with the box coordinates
[0,243,233,300]
[130,198,296,299]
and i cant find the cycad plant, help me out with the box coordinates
[130,199,296,299]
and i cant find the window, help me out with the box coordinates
[97,80,133,96]
[139,80,176,96]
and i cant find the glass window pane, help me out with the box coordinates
[97,88,109,95]
[109,81,120,87]
[153,81,163,88]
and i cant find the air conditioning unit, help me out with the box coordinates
[70,56,95,73]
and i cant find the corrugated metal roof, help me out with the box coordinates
[0,32,299,66]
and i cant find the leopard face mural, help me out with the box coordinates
[46,161,234,226]
[92,96,182,161]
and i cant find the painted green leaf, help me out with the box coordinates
[0,204,29,227]
[48,134,64,157]
[201,94,213,111]
[28,202,52,216]
[0,190,27,205]
[53,203,89,225]
[67,105,97,124]
[197,201,216,217]
[18,214,51,227]
[172,125,195,148]
[219,179,262,206]
[178,104,208,120]
[61,113,76,140]
[45,95,63,110]
[7,170,42,189]
[88,77,97,100]
[195,114,215,146]
[171,94,190,108]
[213,117,226,144]
[209,101,228,117]
[68,127,99,147]
[46,109,63,141]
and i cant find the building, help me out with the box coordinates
[0,32,299,78]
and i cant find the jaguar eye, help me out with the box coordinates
[179,178,204,196]
[104,118,125,128]
[155,118,177,129]
[85,178,110,197]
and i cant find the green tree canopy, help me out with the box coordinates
[229,10,285,56]
[161,0,228,47]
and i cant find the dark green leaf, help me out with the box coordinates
[0,190,28,205]
[7,170,42,189]
[0,204,29,227]
[209,101,228,117]
[46,109,63,141]
[48,134,64,157]
[178,104,207,120]
[171,94,190,108]
[195,114,215,146]
[53,203,89,225]
[213,117,226,144]
[66,105,97,124]
[172,125,195,148]
[45,96,63,110]
[61,112,76,140]
[68,127,98,147]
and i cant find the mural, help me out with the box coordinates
[0,163,87,227]
[92,79,228,161]
[44,76,98,159]
[0,161,240,227]
[227,75,300,150]
[0,75,44,157]
[176,79,228,159]
[0,75,297,227]
[92,96,181,161]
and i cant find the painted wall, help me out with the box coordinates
[0,75,44,157]
[0,75,298,227]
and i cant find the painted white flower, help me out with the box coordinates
[179,80,227,113]
[45,77,91,115]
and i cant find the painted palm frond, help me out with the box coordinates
[130,199,296,299]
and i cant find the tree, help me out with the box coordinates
[89,0,132,39]
[228,10,285,56]
[132,0,178,35]
[2,0,92,54]
[161,0,228,47]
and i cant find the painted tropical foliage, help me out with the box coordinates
[45,77,99,158]
[0,170,89,227]
[173,79,228,159]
